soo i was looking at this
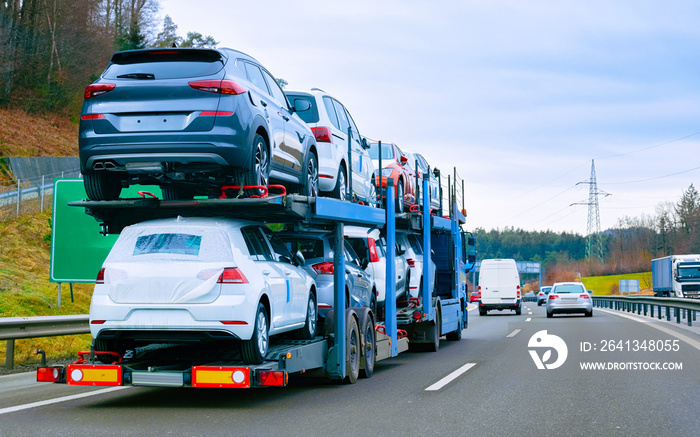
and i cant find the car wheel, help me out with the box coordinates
[357,308,375,378]
[479,308,486,316]
[241,302,269,364]
[515,306,522,315]
[368,177,378,207]
[84,171,122,201]
[162,186,194,200]
[586,310,593,317]
[295,291,317,340]
[344,311,361,384]
[537,301,542,306]
[547,310,553,318]
[243,134,269,197]
[395,179,404,213]
[304,152,319,197]
[331,165,347,201]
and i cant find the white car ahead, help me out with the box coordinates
[89,217,317,365]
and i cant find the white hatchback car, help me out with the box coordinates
[405,151,442,215]
[396,230,436,299]
[285,88,377,205]
[546,282,593,317]
[89,217,317,365]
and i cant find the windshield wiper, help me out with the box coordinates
[117,73,155,80]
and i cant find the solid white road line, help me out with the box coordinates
[425,363,476,391]
[506,329,521,338]
[0,386,130,416]
[597,308,700,351]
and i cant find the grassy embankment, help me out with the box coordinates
[1,109,91,365]
[581,271,653,295]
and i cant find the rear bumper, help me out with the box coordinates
[480,300,521,310]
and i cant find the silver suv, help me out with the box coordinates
[285,89,377,205]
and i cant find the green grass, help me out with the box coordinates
[581,272,653,295]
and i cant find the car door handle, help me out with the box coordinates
[284,270,292,276]
[345,269,351,274]
[260,100,268,107]
[278,112,290,121]
[262,269,271,276]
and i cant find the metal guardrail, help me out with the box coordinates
[593,296,699,327]
[1,315,89,369]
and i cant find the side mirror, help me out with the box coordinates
[433,168,440,177]
[361,258,369,270]
[293,99,311,112]
[397,245,406,256]
[294,250,306,267]
[400,155,408,164]
[361,137,370,150]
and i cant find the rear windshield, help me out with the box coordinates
[106,226,233,263]
[280,237,326,260]
[286,93,319,123]
[103,50,224,80]
[553,284,586,294]
[407,234,423,255]
[369,143,395,160]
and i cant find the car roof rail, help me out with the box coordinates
[311,87,326,93]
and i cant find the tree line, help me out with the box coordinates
[475,183,700,278]
[0,0,215,115]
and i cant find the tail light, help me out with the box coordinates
[37,366,63,383]
[199,111,233,117]
[189,79,246,95]
[549,294,559,299]
[257,370,287,387]
[311,127,332,143]
[96,268,105,284]
[81,113,106,120]
[406,259,415,267]
[218,267,248,284]
[368,238,380,263]
[579,294,590,299]
[478,286,481,291]
[84,83,115,99]
[478,291,481,297]
[312,262,334,275]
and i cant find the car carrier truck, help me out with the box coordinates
[37,172,476,388]
[652,255,700,298]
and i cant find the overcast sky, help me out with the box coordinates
[162,0,700,235]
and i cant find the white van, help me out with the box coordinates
[477,259,521,316]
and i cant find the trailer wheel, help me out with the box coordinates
[344,311,361,384]
[295,290,317,340]
[241,302,269,364]
[357,308,376,378]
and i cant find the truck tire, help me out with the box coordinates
[357,308,376,378]
[344,311,361,384]
[446,319,462,341]
[241,302,269,364]
[294,290,317,340]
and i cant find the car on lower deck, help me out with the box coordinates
[89,217,317,365]
[546,282,593,317]
[396,229,436,299]
[277,230,376,319]
[79,47,318,201]
[284,88,377,205]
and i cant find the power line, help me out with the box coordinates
[603,165,700,185]
[595,129,700,160]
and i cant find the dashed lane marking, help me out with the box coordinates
[425,363,476,391]
[506,328,522,338]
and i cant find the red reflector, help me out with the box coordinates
[192,366,250,388]
[319,174,334,179]
[84,83,115,99]
[549,294,558,299]
[199,110,234,117]
[90,320,106,325]
[37,367,62,382]
[257,370,287,387]
[81,113,105,120]
[580,294,590,299]
[220,320,248,325]
[218,267,248,284]
[312,262,334,275]
[66,364,122,386]
[96,267,105,284]
[406,259,415,267]
[311,126,332,143]
[368,238,380,263]
[189,79,246,95]
[318,304,332,309]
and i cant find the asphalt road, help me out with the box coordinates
[1,304,698,436]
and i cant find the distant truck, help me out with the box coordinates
[652,255,700,298]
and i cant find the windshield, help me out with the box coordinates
[369,143,395,160]
[677,263,700,281]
